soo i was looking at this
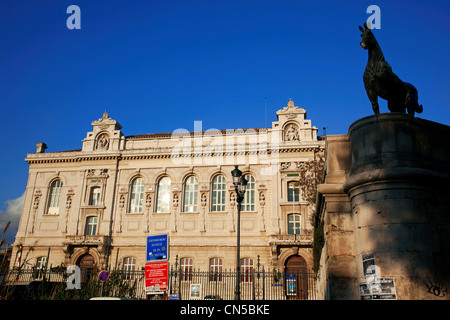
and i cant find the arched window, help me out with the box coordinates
[287,181,300,202]
[85,216,98,236]
[156,177,171,213]
[123,257,136,280]
[129,177,144,213]
[241,174,255,211]
[183,176,198,212]
[240,258,254,283]
[211,175,226,212]
[47,179,63,215]
[209,258,223,281]
[288,213,301,235]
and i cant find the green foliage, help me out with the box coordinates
[2,268,144,300]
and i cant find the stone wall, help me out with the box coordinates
[317,113,450,300]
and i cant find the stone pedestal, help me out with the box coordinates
[343,113,450,299]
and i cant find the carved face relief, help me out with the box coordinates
[284,123,299,141]
[96,133,110,150]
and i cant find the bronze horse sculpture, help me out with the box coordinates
[359,23,423,116]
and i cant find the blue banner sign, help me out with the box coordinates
[146,234,169,261]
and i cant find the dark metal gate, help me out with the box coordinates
[168,264,316,300]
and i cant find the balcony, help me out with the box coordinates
[270,233,313,246]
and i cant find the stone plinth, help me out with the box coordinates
[343,113,450,300]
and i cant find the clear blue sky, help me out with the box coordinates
[0,0,449,243]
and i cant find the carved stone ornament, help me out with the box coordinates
[230,192,236,207]
[201,193,207,207]
[66,195,72,209]
[280,162,291,170]
[33,196,40,210]
[119,195,125,208]
[173,193,179,207]
[145,194,152,208]
[259,192,265,205]
[284,123,299,141]
[95,133,110,150]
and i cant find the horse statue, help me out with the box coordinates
[359,23,423,116]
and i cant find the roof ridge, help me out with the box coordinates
[125,127,269,139]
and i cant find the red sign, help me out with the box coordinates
[145,262,168,291]
[98,270,109,282]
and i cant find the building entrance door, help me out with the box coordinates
[285,255,308,299]
[78,254,95,283]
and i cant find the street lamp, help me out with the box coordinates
[231,165,248,300]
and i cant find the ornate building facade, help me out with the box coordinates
[12,100,325,279]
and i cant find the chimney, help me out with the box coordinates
[36,142,47,153]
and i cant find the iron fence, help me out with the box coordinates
[1,265,316,300]
[168,266,316,300]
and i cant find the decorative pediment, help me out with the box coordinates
[272,99,319,143]
[276,99,307,119]
[82,110,124,152]
[91,110,122,130]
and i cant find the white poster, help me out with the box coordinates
[189,284,202,300]
[360,277,397,300]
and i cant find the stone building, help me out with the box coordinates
[12,100,325,280]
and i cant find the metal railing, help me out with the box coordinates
[168,266,316,300]
[1,265,316,300]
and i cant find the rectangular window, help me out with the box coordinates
[287,182,300,202]
[85,216,98,236]
[123,257,136,280]
[89,187,101,206]
[209,258,223,282]
[181,258,193,281]
[288,214,301,235]
[35,257,47,280]
[240,258,254,283]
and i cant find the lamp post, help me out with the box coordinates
[231,165,248,300]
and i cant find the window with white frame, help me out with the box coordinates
[241,174,255,211]
[240,258,254,283]
[209,258,223,281]
[85,216,98,236]
[89,186,101,206]
[288,213,301,235]
[129,177,144,213]
[36,256,47,270]
[47,179,63,215]
[156,177,171,213]
[35,256,47,280]
[287,181,300,202]
[211,175,226,212]
[183,176,198,212]
[123,257,136,280]
[180,257,193,281]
